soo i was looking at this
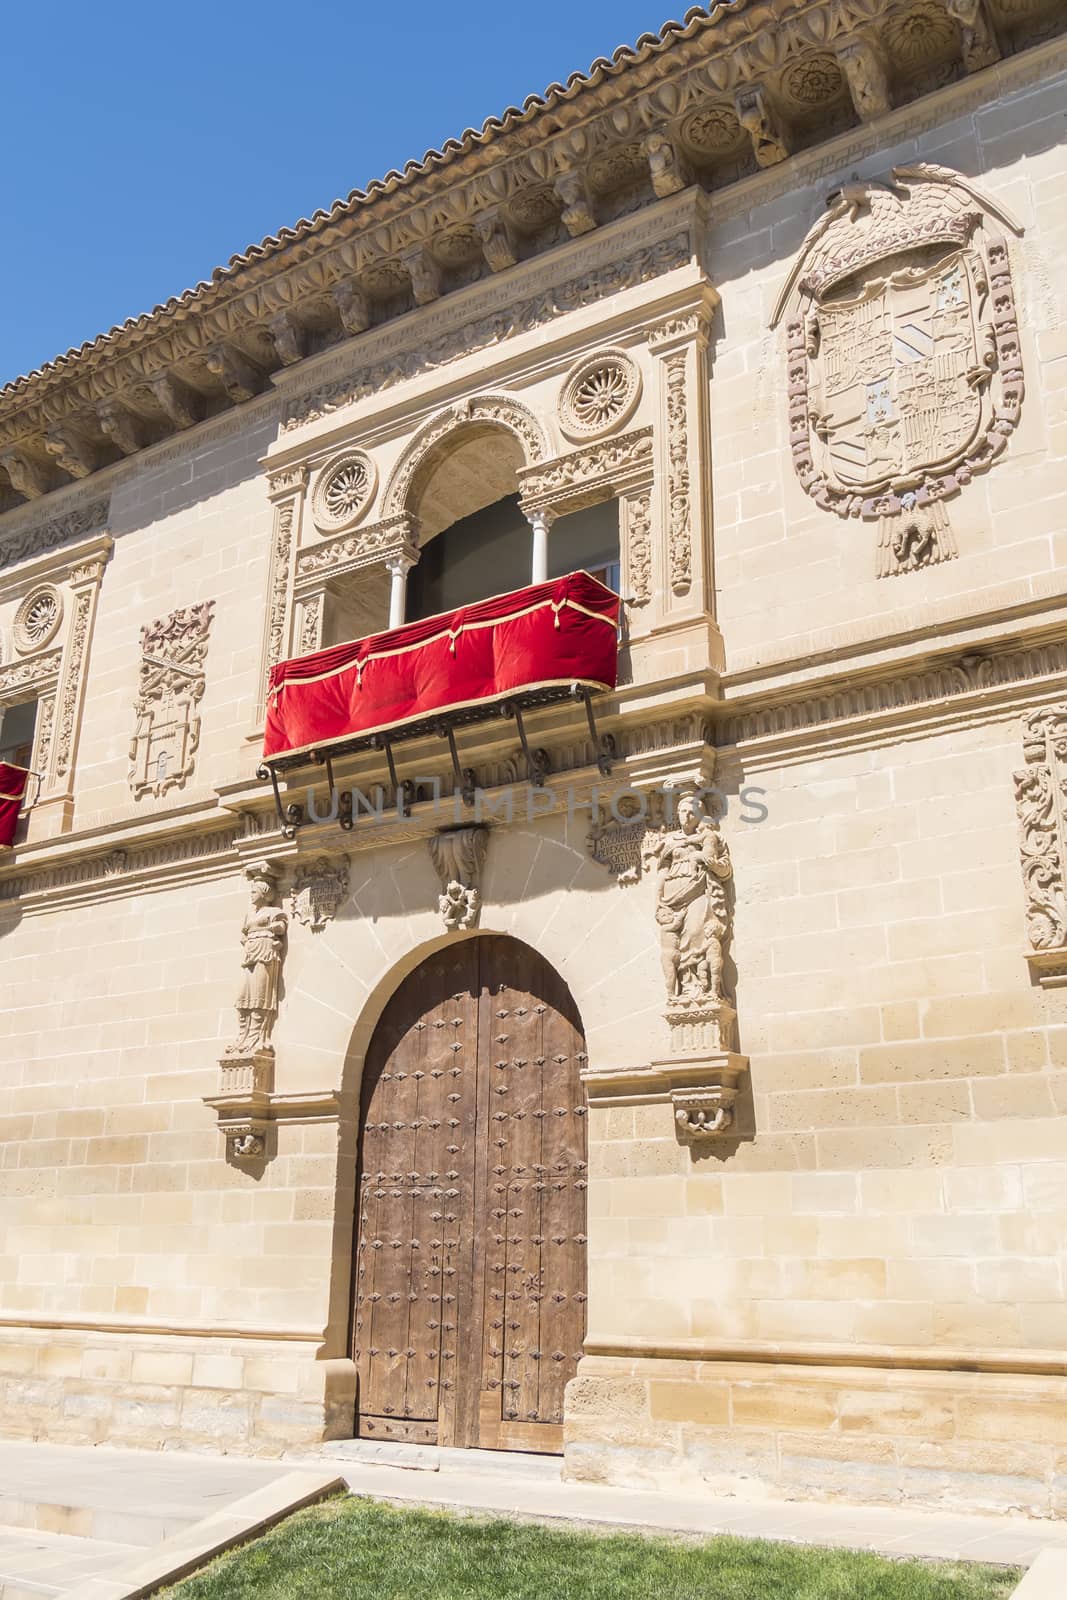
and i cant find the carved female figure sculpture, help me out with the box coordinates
[228,861,287,1056]
[649,793,732,1003]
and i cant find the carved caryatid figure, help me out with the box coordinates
[227,861,287,1056]
[648,793,732,1003]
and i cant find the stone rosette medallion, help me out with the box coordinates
[557,348,641,442]
[311,448,378,534]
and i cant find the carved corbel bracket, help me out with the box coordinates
[204,1053,341,1162]
[204,1051,274,1162]
[582,1052,748,1146]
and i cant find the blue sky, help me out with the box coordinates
[3,1,686,386]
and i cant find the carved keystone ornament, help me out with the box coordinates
[429,826,488,931]
[773,164,1025,576]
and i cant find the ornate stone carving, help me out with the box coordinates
[284,235,691,434]
[587,793,661,883]
[778,51,846,109]
[383,393,549,517]
[883,1,959,70]
[53,589,91,780]
[295,515,416,580]
[648,310,713,350]
[664,355,692,595]
[0,499,109,575]
[262,502,294,700]
[518,428,653,516]
[33,694,55,778]
[644,131,688,197]
[722,643,1067,750]
[44,426,95,481]
[624,491,652,605]
[310,450,378,534]
[645,791,735,1054]
[475,209,518,273]
[288,855,350,930]
[558,349,641,442]
[554,166,596,237]
[876,495,958,576]
[946,0,1000,72]
[680,103,745,156]
[225,860,287,1058]
[128,601,214,800]
[13,586,63,654]
[1014,708,1067,982]
[0,650,61,703]
[299,594,323,655]
[735,85,790,167]
[671,1083,739,1138]
[775,165,1025,541]
[429,826,488,931]
[836,33,892,119]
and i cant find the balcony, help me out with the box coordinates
[0,763,31,850]
[258,571,620,831]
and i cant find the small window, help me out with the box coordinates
[0,699,38,769]
[548,500,620,591]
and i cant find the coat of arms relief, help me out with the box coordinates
[128,601,215,799]
[772,164,1024,577]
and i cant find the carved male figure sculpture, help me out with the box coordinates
[228,860,287,1056]
[648,793,732,1003]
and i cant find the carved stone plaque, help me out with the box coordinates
[128,601,214,799]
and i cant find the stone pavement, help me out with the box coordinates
[2,1435,1067,1597]
[0,1441,289,1598]
[310,1439,1067,1572]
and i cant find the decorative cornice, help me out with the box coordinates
[1,2,1060,506]
[0,498,109,575]
[721,639,1067,755]
[518,427,654,514]
[0,813,277,912]
[283,233,692,437]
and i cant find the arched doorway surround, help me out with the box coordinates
[352,933,587,1453]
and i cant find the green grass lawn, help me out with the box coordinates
[162,1496,1020,1600]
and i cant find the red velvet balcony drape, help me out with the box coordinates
[264,571,619,762]
[0,763,29,849]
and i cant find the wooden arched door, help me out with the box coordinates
[353,936,587,1453]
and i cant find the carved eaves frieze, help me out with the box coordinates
[3,0,1059,504]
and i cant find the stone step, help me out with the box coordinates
[0,1441,286,1550]
[319,1439,564,1481]
[0,1523,138,1600]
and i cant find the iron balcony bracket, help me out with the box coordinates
[371,733,415,818]
[256,762,304,840]
[501,699,550,787]
[576,686,615,776]
[438,721,478,808]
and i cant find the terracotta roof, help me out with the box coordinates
[1,3,744,398]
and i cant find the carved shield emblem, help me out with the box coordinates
[815,253,986,495]
[774,164,1024,533]
[288,856,349,930]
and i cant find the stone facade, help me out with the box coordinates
[1,7,1066,1516]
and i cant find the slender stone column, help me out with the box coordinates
[386,553,416,628]
[528,509,555,585]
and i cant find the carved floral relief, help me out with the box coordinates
[1015,706,1067,968]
